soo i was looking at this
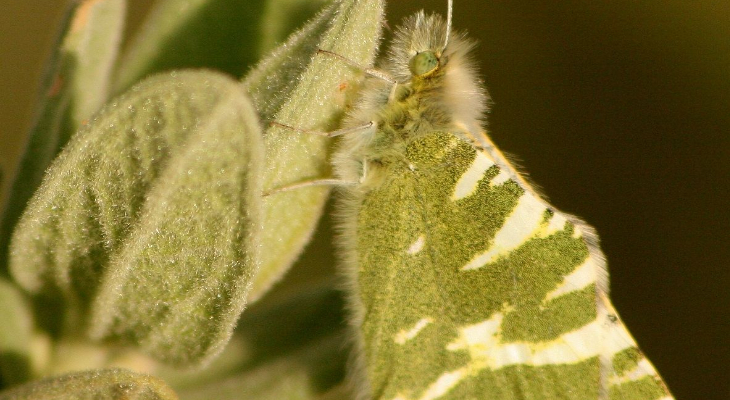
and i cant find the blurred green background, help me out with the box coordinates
[1,0,727,399]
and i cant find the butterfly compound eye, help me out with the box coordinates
[409,51,439,77]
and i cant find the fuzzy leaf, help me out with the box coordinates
[10,70,264,366]
[0,368,177,400]
[0,0,125,274]
[243,2,337,123]
[112,0,325,94]
[315,385,351,400]
[0,279,34,386]
[242,0,384,302]
[156,282,345,390]
[9,70,245,304]
[88,73,264,366]
[178,333,347,400]
[258,0,330,54]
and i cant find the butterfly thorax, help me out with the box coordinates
[336,12,488,188]
[370,67,452,153]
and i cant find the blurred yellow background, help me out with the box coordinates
[1,1,728,399]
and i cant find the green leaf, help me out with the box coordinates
[0,368,177,400]
[178,333,347,400]
[112,0,326,94]
[313,385,351,400]
[64,0,127,127]
[113,0,258,92]
[243,0,384,302]
[9,70,264,366]
[243,2,337,123]
[86,73,263,366]
[0,0,125,275]
[258,0,330,54]
[9,70,240,304]
[0,279,34,386]
[157,282,345,390]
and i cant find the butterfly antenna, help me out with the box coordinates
[442,0,453,53]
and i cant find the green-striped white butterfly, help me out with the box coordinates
[332,1,674,399]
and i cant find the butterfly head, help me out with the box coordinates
[408,50,440,77]
[390,0,454,82]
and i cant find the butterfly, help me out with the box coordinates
[331,1,674,399]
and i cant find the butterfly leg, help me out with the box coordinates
[316,49,399,100]
[263,121,373,196]
[269,121,374,138]
[263,178,357,197]
[316,49,396,84]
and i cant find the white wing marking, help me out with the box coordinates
[462,193,545,270]
[395,317,434,344]
[451,151,494,201]
[407,235,426,255]
[544,256,597,302]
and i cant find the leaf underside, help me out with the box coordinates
[243,0,384,302]
[0,0,125,277]
[10,70,264,366]
[0,368,178,400]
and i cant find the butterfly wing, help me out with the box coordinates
[340,131,673,400]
